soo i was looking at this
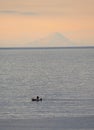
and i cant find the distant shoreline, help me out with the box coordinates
[0,46,94,50]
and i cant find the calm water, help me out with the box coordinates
[0,48,94,119]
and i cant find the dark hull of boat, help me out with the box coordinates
[32,98,42,101]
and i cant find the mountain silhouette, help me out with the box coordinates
[29,32,73,47]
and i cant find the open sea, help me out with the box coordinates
[0,47,94,119]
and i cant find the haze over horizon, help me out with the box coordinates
[0,0,94,47]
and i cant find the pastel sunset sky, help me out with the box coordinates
[0,0,94,47]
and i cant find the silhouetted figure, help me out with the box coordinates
[37,96,39,100]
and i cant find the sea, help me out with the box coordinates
[0,47,94,119]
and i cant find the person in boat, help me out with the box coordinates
[32,96,42,101]
[36,96,39,100]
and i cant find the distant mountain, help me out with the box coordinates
[29,32,73,47]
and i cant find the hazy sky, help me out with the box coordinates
[0,0,94,47]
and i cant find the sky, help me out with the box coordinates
[0,0,94,47]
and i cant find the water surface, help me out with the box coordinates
[0,48,94,119]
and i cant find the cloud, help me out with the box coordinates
[0,10,38,16]
[0,0,94,17]
[0,10,17,14]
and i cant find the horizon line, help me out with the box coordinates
[0,46,94,50]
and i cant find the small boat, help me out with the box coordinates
[32,96,42,102]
